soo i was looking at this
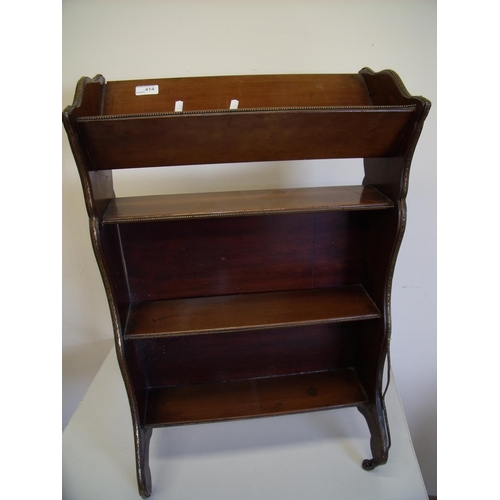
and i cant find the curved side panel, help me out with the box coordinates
[360,67,432,201]
[65,74,106,118]
[64,75,151,496]
[63,75,114,219]
[89,217,152,497]
[359,67,430,108]
[358,68,431,467]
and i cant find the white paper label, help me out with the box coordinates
[230,99,239,110]
[135,85,159,96]
[175,100,184,112]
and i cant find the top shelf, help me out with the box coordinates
[78,73,408,117]
[64,68,429,170]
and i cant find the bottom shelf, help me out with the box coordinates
[144,368,368,427]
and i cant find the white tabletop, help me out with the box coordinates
[62,348,428,500]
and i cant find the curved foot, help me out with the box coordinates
[135,427,153,498]
[358,400,390,470]
[362,458,378,471]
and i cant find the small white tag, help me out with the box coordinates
[135,85,159,96]
[175,100,184,112]
[230,99,239,110]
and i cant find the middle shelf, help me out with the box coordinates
[125,285,380,339]
[103,185,393,224]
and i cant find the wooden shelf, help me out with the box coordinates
[144,368,368,427]
[103,185,393,224]
[125,286,380,339]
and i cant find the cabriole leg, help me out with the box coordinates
[357,400,390,471]
[135,426,153,498]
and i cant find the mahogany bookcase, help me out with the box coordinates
[63,68,430,498]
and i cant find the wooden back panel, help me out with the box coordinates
[137,322,360,387]
[104,74,373,114]
[119,212,365,302]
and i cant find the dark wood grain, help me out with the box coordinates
[119,213,315,301]
[144,368,368,427]
[125,286,380,338]
[103,185,392,223]
[119,212,365,302]
[135,322,362,387]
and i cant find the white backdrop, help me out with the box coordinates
[62,0,436,495]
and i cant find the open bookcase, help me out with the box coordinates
[63,68,430,497]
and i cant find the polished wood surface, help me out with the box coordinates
[119,212,365,301]
[103,185,392,223]
[70,72,417,172]
[125,286,380,338]
[136,323,361,387]
[144,368,368,427]
[77,107,415,170]
[103,74,373,114]
[63,68,430,497]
